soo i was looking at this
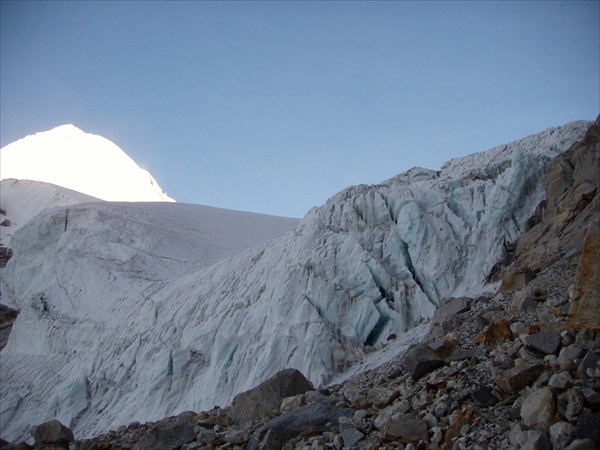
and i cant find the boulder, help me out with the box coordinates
[373,400,411,430]
[499,265,536,292]
[250,401,352,445]
[379,414,428,443]
[474,319,514,345]
[511,288,545,314]
[515,429,551,450]
[31,420,74,447]
[404,344,444,380]
[228,368,313,424]
[496,362,544,394]
[427,337,459,360]
[432,297,470,324]
[524,331,562,355]
[338,416,364,448]
[548,372,573,390]
[521,387,557,433]
[565,387,586,419]
[342,385,368,409]
[574,414,600,447]
[564,439,597,450]
[470,385,498,407]
[132,412,197,450]
[366,387,398,408]
[550,421,575,450]
[576,351,600,379]
[557,345,584,370]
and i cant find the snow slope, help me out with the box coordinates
[0,120,591,442]
[0,179,99,247]
[0,125,173,202]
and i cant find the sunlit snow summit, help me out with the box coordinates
[0,124,173,202]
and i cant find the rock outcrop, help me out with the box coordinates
[510,115,599,330]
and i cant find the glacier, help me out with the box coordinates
[0,120,591,442]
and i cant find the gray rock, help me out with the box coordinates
[432,297,470,325]
[254,401,352,444]
[445,346,484,362]
[222,428,249,445]
[133,413,197,450]
[280,394,304,412]
[574,414,600,447]
[427,337,458,360]
[196,428,217,444]
[431,426,443,445]
[338,416,364,448]
[521,387,557,433]
[496,362,544,393]
[509,423,526,446]
[548,372,573,390]
[379,414,428,443]
[581,387,600,410]
[470,385,498,407]
[563,439,597,450]
[576,351,600,379]
[229,368,313,424]
[373,400,411,430]
[257,429,281,450]
[31,420,74,446]
[524,331,562,355]
[566,388,586,419]
[516,429,551,450]
[366,387,397,408]
[342,386,368,409]
[557,346,584,370]
[549,421,575,450]
[405,344,445,380]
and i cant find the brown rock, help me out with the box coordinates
[499,265,536,293]
[443,409,475,449]
[528,324,542,334]
[474,319,514,345]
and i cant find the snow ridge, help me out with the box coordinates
[0,120,591,441]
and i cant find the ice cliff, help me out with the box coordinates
[0,120,591,441]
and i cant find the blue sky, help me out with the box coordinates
[1,1,598,217]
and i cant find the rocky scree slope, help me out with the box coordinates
[5,117,599,450]
[0,120,593,443]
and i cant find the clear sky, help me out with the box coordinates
[1,1,598,218]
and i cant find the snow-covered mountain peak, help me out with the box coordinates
[0,125,173,202]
